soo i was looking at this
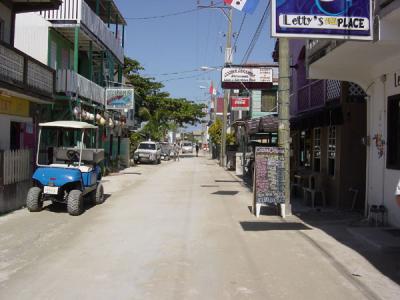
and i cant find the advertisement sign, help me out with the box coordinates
[106,88,134,110]
[222,67,273,89]
[272,0,372,40]
[231,97,250,111]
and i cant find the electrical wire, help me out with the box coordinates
[241,0,271,64]
[159,70,214,83]
[233,13,247,53]
[125,1,224,20]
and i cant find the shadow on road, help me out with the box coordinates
[212,190,239,196]
[240,221,312,231]
[292,201,400,285]
[44,194,112,214]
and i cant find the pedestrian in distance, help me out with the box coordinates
[195,143,199,157]
[173,143,180,161]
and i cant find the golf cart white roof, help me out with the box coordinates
[39,121,97,129]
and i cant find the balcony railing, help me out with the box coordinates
[0,41,54,96]
[56,69,105,105]
[292,80,341,113]
[40,0,124,63]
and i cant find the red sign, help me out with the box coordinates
[231,97,250,111]
[216,97,224,115]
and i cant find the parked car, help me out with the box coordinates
[181,142,194,154]
[160,142,172,160]
[134,141,161,164]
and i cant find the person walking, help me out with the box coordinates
[173,143,180,161]
[195,143,199,157]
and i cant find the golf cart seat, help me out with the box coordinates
[53,147,104,164]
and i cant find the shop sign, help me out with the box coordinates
[222,67,273,89]
[231,97,250,111]
[105,88,134,110]
[272,0,372,40]
[0,96,29,117]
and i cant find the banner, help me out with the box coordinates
[272,0,372,40]
[231,97,250,111]
[105,88,134,110]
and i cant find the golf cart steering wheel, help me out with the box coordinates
[66,149,80,163]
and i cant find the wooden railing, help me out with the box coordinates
[0,41,54,96]
[0,150,32,186]
[56,69,105,105]
[40,0,124,63]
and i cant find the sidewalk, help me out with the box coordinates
[225,167,400,300]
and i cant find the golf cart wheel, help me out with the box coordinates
[67,190,83,216]
[27,187,43,212]
[95,183,105,205]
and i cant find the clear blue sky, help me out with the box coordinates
[115,0,275,109]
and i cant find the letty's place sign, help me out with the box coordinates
[272,0,372,40]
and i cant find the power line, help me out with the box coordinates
[233,13,247,52]
[159,70,214,83]
[125,1,224,20]
[241,1,271,64]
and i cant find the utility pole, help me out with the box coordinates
[221,7,232,167]
[197,1,232,167]
[278,38,291,216]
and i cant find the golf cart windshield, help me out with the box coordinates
[37,127,97,166]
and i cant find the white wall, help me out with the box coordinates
[0,2,12,44]
[0,115,32,151]
[14,13,50,65]
[368,66,400,227]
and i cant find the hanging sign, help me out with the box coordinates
[231,97,250,111]
[222,67,273,89]
[106,88,134,110]
[253,147,285,206]
[272,0,373,40]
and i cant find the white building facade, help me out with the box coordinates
[307,0,400,227]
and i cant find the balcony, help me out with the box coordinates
[40,0,124,63]
[291,80,340,114]
[56,69,105,105]
[0,41,54,98]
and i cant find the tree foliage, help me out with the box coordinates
[124,57,206,142]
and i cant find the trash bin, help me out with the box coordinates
[235,153,243,176]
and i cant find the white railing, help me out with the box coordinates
[56,69,105,105]
[40,0,124,63]
[1,150,32,185]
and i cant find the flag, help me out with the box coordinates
[224,0,260,14]
[209,81,214,95]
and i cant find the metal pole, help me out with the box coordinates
[221,7,232,167]
[278,38,292,216]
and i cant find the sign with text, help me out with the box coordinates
[254,147,285,205]
[222,67,273,89]
[231,97,250,111]
[272,0,372,40]
[106,88,134,110]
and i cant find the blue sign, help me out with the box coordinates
[272,0,372,40]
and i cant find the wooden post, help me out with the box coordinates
[73,26,80,73]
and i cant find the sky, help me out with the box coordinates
[114,0,276,129]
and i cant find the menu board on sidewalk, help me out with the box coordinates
[253,147,285,205]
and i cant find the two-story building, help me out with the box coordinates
[306,1,400,227]
[14,0,127,163]
[0,0,60,213]
[289,39,367,211]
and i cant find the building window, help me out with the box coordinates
[328,126,336,176]
[300,130,311,168]
[261,90,277,112]
[313,128,321,172]
[387,95,400,169]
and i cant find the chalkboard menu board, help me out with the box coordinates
[254,147,285,204]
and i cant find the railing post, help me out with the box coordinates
[74,26,79,73]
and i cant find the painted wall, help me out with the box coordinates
[0,2,12,44]
[14,12,50,65]
[367,66,400,228]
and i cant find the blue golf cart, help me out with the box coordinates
[27,121,105,216]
